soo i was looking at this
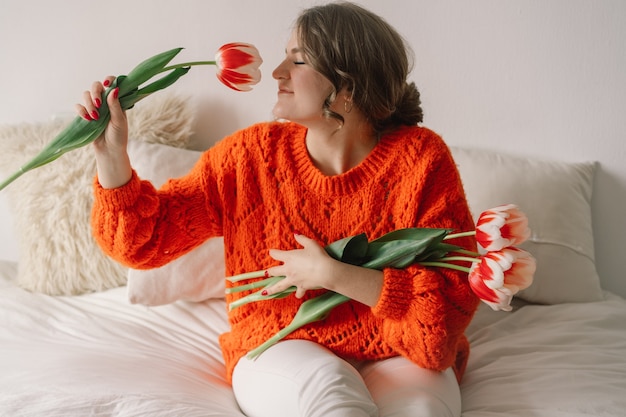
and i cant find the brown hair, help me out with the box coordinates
[296,1,423,133]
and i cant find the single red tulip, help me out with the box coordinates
[215,42,263,91]
[468,247,536,311]
[475,204,531,251]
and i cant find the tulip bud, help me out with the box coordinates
[475,204,531,251]
[468,247,536,311]
[215,42,263,91]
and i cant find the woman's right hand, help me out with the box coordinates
[76,76,133,189]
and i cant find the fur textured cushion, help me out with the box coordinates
[0,94,194,295]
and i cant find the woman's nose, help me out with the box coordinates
[272,60,289,80]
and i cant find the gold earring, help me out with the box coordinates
[344,99,353,114]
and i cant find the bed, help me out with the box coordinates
[1,96,625,416]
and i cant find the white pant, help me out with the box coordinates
[232,340,461,417]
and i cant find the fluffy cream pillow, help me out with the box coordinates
[0,94,194,295]
[126,141,227,306]
[450,146,604,304]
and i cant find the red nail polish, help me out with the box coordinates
[94,98,101,108]
[261,290,268,296]
[103,79,111,87]
[113,87,119,99]
[264,270,270,278]
[82,113,92,121]
[91,111,99,120]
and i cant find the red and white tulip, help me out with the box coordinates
[468,247,536,311]
[215,42,263,91]
[475,204,531,251]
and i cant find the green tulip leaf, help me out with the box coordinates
[417,242,464,262]
[135,67,191,99]
[122,47,184,95]
[247,292,349,359]
[324,233,368,265]
[362,228,449,269]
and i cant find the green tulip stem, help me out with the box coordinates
[228,283,295,312]
[227,269,268,283]
[162,61,216,72]
[435,256,480,264]
[0,170,24,191]
[444,230,476,240]
[451,248,482,257]
[419,261,472,273]
[226,276,284,294]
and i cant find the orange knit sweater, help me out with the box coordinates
[92,121,479,383]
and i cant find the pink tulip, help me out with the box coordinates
[215,42,263,91]
[468,247,536,311]
[475,204,531,251]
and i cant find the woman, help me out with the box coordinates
[81,2,478,416]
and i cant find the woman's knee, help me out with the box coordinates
[233,340,378,417]
[360,358,461,417]
[377,390,458,417]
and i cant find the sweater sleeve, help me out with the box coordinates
[90,132,243,269]
[371,133,479,373]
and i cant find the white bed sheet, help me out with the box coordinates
[0,261,243,417]
[1,259,625,417]
[463,296,626,416]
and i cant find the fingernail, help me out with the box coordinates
[94,97,101,108]
[261,290,268,296]
[113,87,119,99]
[82,112,92,121]
[91,111,99,121]
[264,270,270,278]
[103,79,111,87]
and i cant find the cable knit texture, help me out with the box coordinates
[92,121,479,383]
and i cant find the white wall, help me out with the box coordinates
[1,0,625,297]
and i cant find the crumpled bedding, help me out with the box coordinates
[1,260,625,417]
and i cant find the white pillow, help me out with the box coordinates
[450,146,603,304]
[126,141,226,305]
[127,236,226,306]
[128,140,202,187]
[0,94,194,295]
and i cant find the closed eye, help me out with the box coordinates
[284,47,306,65]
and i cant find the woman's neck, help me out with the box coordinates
[305,115,378,176]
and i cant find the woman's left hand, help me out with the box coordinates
[264,234,333,298]
[264,233,385,306]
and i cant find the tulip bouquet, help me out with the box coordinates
[0,43,263,192]
[228,204,536,359]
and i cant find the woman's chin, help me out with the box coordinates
[271,105,288,121]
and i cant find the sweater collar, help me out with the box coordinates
[287,123,415,196]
